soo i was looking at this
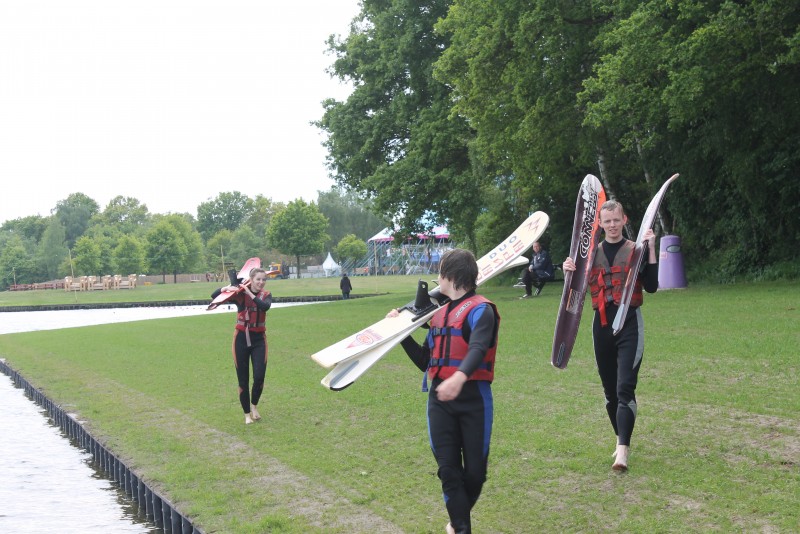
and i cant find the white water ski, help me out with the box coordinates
[611,173,679,335]
[312,212,549,369]
[321,255,530,390]
[318,212,550,390]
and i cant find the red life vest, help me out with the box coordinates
[427,295,499,383]
[589,240,643,326]
[235,290,270,333]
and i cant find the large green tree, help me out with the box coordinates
[93,196,151,236]
[72,235,103,276]
[0,235,35,288]
[334,233,368,271]
[196,192,255,241]
[54,193,100,248]
[113,235,146,275]
[36,217,69,280]
[580,0,800,275]
[318,0,483,245]
[145,221,188,283]
[317,187,387,249]
[265,200,329,275]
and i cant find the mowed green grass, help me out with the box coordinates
[0,279,797,533]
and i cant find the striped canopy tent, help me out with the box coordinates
[367,225,449,242]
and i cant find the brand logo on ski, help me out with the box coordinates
[579,184,600,259]
[347,329,384,348]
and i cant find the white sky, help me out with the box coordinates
[0,0,360,225]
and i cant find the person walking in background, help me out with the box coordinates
[340,273,352,299]
[520,241,554,298]
[211,267,272,425]
[562,200,658,471]
[387,249,500,534]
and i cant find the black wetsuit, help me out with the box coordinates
[592,239,658,447]
[211,288,272,413]
[400,290,498,534]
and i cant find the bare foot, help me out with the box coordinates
[250,405,261,421]
[445,522,456,534]
[245,413,254,425]
[612,445,629,471]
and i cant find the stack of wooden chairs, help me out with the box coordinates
[64,274,137,290]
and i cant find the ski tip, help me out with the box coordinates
[551,343,569,369]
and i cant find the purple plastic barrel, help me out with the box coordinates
[658,235,687,289]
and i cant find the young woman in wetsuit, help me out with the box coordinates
[211,267,272,425]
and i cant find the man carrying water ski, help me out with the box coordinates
[562,200,658,471]
[387,249,499,534]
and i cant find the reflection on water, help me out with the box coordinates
[0,373,157,533]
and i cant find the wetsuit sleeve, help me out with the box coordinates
[641,262,659,293]
[211,288,224,299]
[458,303,496,377]
[400,335,431,373]
[252,292,272,311]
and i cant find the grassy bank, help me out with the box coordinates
[0,280,798,533]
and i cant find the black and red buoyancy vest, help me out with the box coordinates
[426,294,499,383]
[235,290,270,333]
[589,240,643,326]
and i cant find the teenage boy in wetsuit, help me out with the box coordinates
[211,267,272,425]
[388,249,500,534]
[562,200,658,471]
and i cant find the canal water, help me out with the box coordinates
[0,303,307,533]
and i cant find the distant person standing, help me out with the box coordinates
[340,273,352,300]
[211,267,272,425]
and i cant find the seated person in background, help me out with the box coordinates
[521,241,554,298]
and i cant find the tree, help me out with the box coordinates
[113,235,146,275]
[1,215,48,244]
[145,221,187,283]
[159,214,205,274]
[72,236,103,276]
[36,217,68,280]
[318,0,483,243]
[205,229,235,273]
[196,191,255,241]
[317,187,387,248]
[93,196,151,235]
[265,200,329,274]
[228,226,263,269]
[243,195,283,240]
[0,235,35,288]
[334,234,367,271]
[579,0,800,275]
[54,193,100,247]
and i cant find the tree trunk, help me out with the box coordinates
[633,129,668,236]
[596,146,635,239]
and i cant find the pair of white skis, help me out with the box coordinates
[311,211,550,390]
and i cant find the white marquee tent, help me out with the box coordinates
[322,252,341,277]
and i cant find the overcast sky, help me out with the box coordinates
[0,0,360,225]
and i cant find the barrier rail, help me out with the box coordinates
[0,360,202,534]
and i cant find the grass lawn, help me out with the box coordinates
[0,277,797,533]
